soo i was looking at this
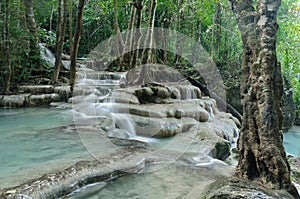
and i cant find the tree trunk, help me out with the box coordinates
[69,0,73,55]
[122,3,136,70]
[174,0,183,64]
[69,0,85,92]
[141,0,156,64]
[23,0,38,43]
[213,0,221,58]
[23,0,40,69]
[52,0,68,85]
[230,0,299,197]
[113,0,124,71]
[3,0,11,94]
[136,0,156,85]
[131,0,143,67]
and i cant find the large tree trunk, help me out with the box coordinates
[69,0,85,92]
[3,0,11,94]
[52,0,68,85]
[230,0,299,197]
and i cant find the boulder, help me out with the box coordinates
[0,95,27,107]
[27,93,61,106]
[201,177,294,199]
[110,89,140,104]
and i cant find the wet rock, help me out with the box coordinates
[194,124,233,160]
[54,86,71,102]
[126,64,186,86]
[135,87,154,103]
[50,102,72,109]
[18,85,54,94]
[107,129,131,139]
[28,93,61,106]
[171,85,201,100]
[209,141,231,161]
[175,109,185,119]
[0,95,26,107]
[110,89,140,104]
[155,86,171,99]
[135,84,201,103]
[288,156,300,186]
[201,176,294,199]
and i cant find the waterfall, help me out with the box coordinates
[207,102,215,120]
[70,64,137,139]
[39,43,55,67]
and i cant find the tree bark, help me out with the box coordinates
[230,0,299,197]
[213,0,222,58]
[141,0,156,64]
[122,3,136,70]
[131,0,143,67]
[23,0,40,69]
[174,0,183,64]
[52,0,68,85]
[114,0,124,71]
[70,0,85,92]
[136,0,156,85]
[3,0,11,94]
[69,0,73,56]
[23,0,38,43]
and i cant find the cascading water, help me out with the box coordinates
[39,43,55,67]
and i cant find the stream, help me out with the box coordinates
[0,108,93,189]
[1,60,299,198]
[0,107,300,198]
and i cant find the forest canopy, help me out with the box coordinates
[0,0,299,114]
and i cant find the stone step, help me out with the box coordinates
[18,85,54,94]
[77,71,126,81]
[0,93,61,107]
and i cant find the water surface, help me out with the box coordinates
[284,126,300,156]
[0,107,92,189]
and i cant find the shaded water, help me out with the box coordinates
[0,108,92,189]
[284,126,300,156]
[63,163,231,199]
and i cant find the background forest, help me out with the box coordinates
[0,0,299,114]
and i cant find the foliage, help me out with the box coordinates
[278,0,300,113]
[0,0,299,106]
